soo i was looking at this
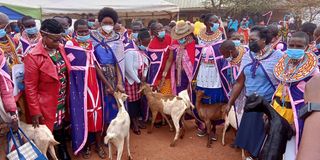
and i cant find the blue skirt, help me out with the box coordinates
[235,112,266,157]
[196,86,227,104]
[104,95,118,124]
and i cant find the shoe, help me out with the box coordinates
[197,129,207,137]
[57,144,71,160]
[82,146,91,159]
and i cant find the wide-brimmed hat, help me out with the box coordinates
[171,20,194,40]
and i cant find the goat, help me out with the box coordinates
[222,105,238,146]
[244,94,293,160]
[195,90,227,148]
[138,83,194,147]
[104,92,132,160]
[19,121,59,160]
[222,106,245,159]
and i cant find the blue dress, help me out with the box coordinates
[90,30,125,124]
[235,49,282,157]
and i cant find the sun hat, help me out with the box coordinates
[171,20,194,40]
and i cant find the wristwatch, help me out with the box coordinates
[298,103,320,119]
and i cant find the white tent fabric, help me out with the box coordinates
[0,0,179,19]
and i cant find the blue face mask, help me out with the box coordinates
[88,21,95,27]
[232,40,241,47]
[0,29,6,38]
[132,33,139,39]
[25,26,38,35]
[316,43,320,50]
[211,23,220,32]
[138,45,147,51]
[178,38,186,44]
[157,30,166,39]
[76,34,90,42]
[286,48,305,59]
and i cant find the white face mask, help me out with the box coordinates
[102,25,114,34]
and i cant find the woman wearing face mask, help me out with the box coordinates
[124,28,150,135]
[271,31,319,159]
[161,20,195,95]
[19,16,41,55]
[147,22,172,128]
[226,26,283,158]
[24,19,71,160]
[64,19,112,158]
[90,7,125,126]
[149,22,172,92]
[0,12,20,69]
[193,14,228,138]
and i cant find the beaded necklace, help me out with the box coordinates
[230,46,245,65]
[198,28,222,43]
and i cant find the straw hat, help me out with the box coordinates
[171,20,194,40]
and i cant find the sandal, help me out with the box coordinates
[82,146,91,159]
[96,145,106,159]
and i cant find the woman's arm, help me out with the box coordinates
[115,63,124,92]
[125,52,141,83]
[158,49,173,89]
[226,71,245,112]
[24,55,43,128]
[95,63,114,93]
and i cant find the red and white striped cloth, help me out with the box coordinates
[125,80,141,102]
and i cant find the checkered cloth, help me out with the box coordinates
[7,141,39,160]
[125,80,141,102]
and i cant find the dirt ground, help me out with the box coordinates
[71,120,242,160]
[0,120,242,160]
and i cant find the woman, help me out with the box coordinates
[0,12,20,69]
[90,7,125,125]
[65,19,112,158]
[0,48,18,133]
[160,20,195,95]
[226,26,283,158]
[272,31,319,159]
[124,28,150,135]
[194,14,228,138]
[24,19,71,160]
[19,16,41,55]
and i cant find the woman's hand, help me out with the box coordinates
[116,84,125,93]
[157,78,165,91]
[31,114,44,128]
[9,112,19,132]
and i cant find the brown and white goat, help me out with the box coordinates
[138,83,194,147]
[104,92,132,160]
[195,90,227,148]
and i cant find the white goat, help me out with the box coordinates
[139,83,194,147]
[104,92,132,160]
[19,121,59,160]
[222,105,245,160]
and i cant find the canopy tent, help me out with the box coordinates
[0,6,25,20]
[0,0,179,20]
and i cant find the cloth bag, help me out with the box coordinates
[6,128,47,160]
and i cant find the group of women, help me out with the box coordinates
[0,6,319,160]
